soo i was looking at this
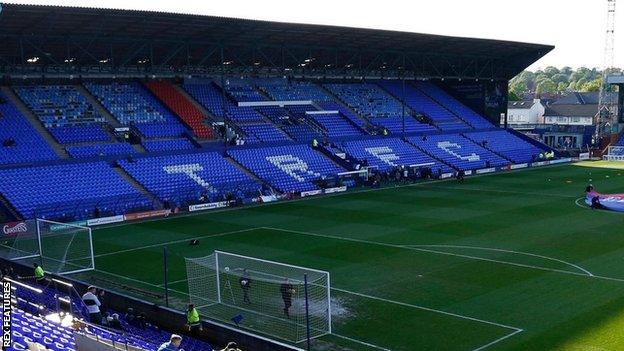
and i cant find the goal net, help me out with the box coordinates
[604,146,624,161]
[185,250,331,344]
[0,219,94,275]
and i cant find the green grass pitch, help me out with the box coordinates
[77,164,624,350]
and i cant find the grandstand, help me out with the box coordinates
[84,82,188,138]
[0,162,152,220]
[228,145,345,192]
[326,82,438,134]
[0,3,590,351]
[144,81,215,139]
[464,130,545,164]
[118,152,263,207]
[5,276,216,351]
[339,137,449,173]
[0,91,59,164]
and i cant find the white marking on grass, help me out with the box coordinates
[424,185,579,199]
[94,163,571,230]
[331,333,392,351]
[93,228,258,258]
[93,269,189,297]
[263,227,624,283]
[333,287,523,351]
[472,329,524,351]
[99,266,517,351]
[332,287,520,331]
[406,244,593,277]
[575,197,588,209]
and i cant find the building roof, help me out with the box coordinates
[544,104,599,117]
[0,3,553,78]
[508,100,536,109]
[552,92,617,105]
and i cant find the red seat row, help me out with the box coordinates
[144,81,214,139]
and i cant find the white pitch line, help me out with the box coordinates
[262,226,624,283]
[332,287,520,331]
[472,328,524,351]
[331,333,392,351]
[424,185,578,199]
[98,266,521,351]
[94,227,258,258]
[407,244,593,277]
[93,163,571,231]
[93,269,189,297]
[162,277,520,330]
[575,197,588,209]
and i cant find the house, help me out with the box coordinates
[542,92,617,126]
[504,99,545,126]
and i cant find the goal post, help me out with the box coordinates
[185,250,331,344]
[0,219,95,275]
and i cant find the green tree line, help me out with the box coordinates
[508,66,621,100]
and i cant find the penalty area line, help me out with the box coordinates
[93,227,259,258]
[263,226,624,283]
[332,287,520,332]
[330,333,392,351]
[472,328,524,351]
[333,287,523,351]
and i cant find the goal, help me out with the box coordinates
[0,219,94,275]
[185,250,331,344]
[604,146,624,161]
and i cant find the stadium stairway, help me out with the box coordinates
[0,192,19,221]
[459,132,513,162]
[1,86,69,159]
[376,81,466,132]
[401,138,458,171]
[413,82,493,129]
[76,84,123,128]
[144,81,216,140]
[174,84,222,124]
[316,84,377,129]
[112,165,163,209]
[131,143,148,154]
[506,128,553,153]
[224,155,276,192]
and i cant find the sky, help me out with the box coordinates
[4,0,622,71]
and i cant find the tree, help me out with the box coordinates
[551,73,568,85]
[535,74,550,85]
[581,78,602,92]
[509,79,528,98]
[536,79,557,94]
[575,77,588,90]
[560,66,573,76]
[508,91,521,101]
[544,66,560,76]
[508,66,621,95]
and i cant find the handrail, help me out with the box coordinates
[74,319,151,351]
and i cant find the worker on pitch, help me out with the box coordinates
[239,269,252,304]
[280,278,296,319]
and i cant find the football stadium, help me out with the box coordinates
[1,2,624,351]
